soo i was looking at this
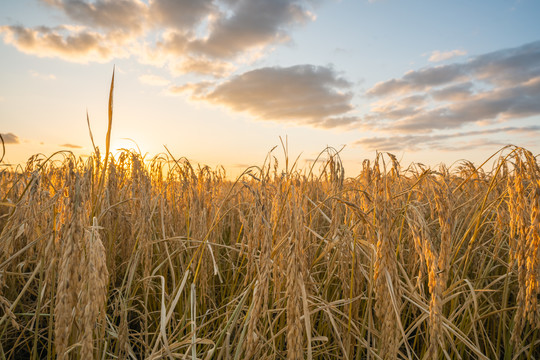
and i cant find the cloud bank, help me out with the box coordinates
[172,65,358,128]
[365,41,540,133]
[1,0,318,72]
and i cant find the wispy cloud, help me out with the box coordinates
[29,70,56,80]
[1,133,21,144]
[367,63,466,97]
[172,57,235,77]
[0,25,122,63]
[173,65,359,128]
[427,49,467,62]
[169,81,214,97]
[60,143,83,149]
[365,41,540,132]
[353,126,540,151]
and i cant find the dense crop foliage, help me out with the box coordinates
[0,144,539,359]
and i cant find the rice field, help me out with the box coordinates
[0,142,539,359]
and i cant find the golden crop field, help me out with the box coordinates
[1,141,539,359]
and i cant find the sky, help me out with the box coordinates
[1,0,539,177]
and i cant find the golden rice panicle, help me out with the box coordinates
[434,174,453,287]
[407,203,443,360]
[241,203,259,356]
[245,197,273,358]
[286,185,305,360]
[238,201,259,286]
[0,170,42,264]
[101,157,119,277]
[54,172,109,360]
[270,177,288,301]
[129,153,154,280]
[495,160,511,247]
[114,296,130,359]
[429,179,454,358]
[507,149,540,343]
[527,194,540,327]
[524,153,540,330]
[371,156,400,360]
[193,167,223,309]
[80,217,109,360]
[55,175,84,360]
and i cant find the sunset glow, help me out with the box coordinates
[1,0,539,175]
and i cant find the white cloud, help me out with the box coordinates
[428,49,467,62]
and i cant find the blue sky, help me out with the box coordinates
[1,0,539,175]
